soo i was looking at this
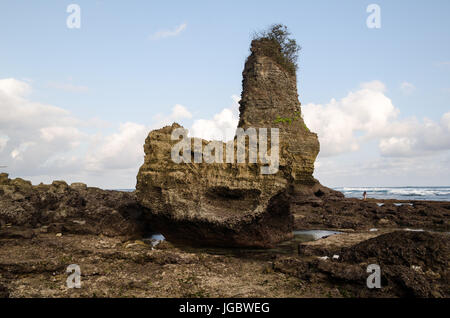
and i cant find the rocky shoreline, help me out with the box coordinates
[1,30,448,298]
[0,173,152,239]
[0,226,448,298]
[1,174,448,298]
[292,190,450,232]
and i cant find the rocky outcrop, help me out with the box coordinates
[292,197,450,231]
[136,122,293,248]
[275,231,450,297]
[0,173,151,238]
[238,40,319,184]
[136,39,329,248]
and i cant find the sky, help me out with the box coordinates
[0,0,449,188]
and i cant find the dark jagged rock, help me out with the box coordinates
[292,197,450,231]
[337,231,450,297]
[340,231,449,273]
[0,283,8,298]
[274,230,449,297]
[0,173,151,238]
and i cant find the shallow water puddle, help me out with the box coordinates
[293,230,341,241]
[403,228,424,232]
[145,230,342,256]
[142,233,166,247]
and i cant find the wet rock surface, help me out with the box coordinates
[0,233,310,298]
[292,196,450,231]
[1,229,447,298]
[276,230,449,297]
[0,173,448,298]
[340,231,449,271]
[0,173,152,238]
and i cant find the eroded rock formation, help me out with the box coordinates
[239,40,319,185]
[0,173,151,238]
[136,39,330,248]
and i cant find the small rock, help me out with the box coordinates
[411,265,422,272]
[125,241,146,249]
[70,182,87,190]
[56,233,63,237]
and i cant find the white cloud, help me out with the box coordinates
[0,78,83,174]
[400,81,415,94]
[379,137,416,157]
[443,112,450,131]
[171,104,192,120]
[0,78,31,97]
[152,104,192,127]
[378,113,450,157]
[2,77,448,188]
[0,136,8,152]
[303,81,450,158]
[0,79,78,131]
[0,78,139,183]
[0,78,199,187]
[40,126,83,145]
[189,95,240,141]
[302,81,397,156]
[314,153,450,187]
[360,80,387,92]
[150,23,187,40]
[84,122,148,171]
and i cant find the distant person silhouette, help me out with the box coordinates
[363,191,367,201]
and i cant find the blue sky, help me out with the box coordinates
[0,0,449,188]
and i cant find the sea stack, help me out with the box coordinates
[136,37,323,248]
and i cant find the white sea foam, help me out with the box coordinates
[335,186,450,201]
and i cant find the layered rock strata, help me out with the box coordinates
[136,39,325,247]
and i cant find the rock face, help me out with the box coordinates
[239,40,319,185]
[0,173,152,238]
[136,122,292,248]
[136,39,326,248]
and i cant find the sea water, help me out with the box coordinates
[335,186,450,201]
[115,187,450,201]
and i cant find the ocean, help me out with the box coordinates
[115,186,450,201]
[334,186,450,201]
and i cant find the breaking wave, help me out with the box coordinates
[335,187,450,201]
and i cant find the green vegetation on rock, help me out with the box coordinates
[273,111,310,132]
[252,24,301,76]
